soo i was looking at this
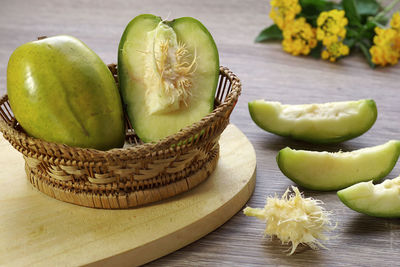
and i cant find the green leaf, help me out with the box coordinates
[355,0,381,16]
[300,14,319,27]
[299,0,337,26]
[332,2,344,9]
[361,38,372,47]
[375,15,389,25]
[365,20,378,30]
[358,42,375,68]
[343,37,356,48]
[342,0,361,26]
[346,27,360,37]
[300,0,332,11]
[309,42,323,59]
[255,24,283,42]
[358,21,378,40]
[360,28,375,39]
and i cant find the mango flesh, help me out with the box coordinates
[338,176,400,218]
[7,35,125,150]
[249,99,377,144]
[277,140,400,191]
[118,14,219,142]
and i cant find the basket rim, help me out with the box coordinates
[0,66,241,159]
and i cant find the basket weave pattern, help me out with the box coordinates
[0,66,241,209]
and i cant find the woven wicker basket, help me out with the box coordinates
[0,65,241,209]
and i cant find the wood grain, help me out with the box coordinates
[0,124,256,266]
[1,0,400,266]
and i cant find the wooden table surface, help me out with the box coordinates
[1,0,400,266]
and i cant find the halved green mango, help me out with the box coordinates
[338,176,400,218]
[118,14,219,142]
[277,140,400,191]
[7,35,125,150]
[248,99,377,144]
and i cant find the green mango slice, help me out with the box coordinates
[7,35,125,150]
[118,14,219,142]
[277,140,400,191]
[249,99,377,144]
[338,176,400,218]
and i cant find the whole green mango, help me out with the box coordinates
[7,35,125,150]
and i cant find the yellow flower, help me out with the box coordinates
[391,12,400,31]
[370,27,400,66]
[316,10,349,62]
[269,0,301,30]
[282,18,317,56]
[317,9,348,46]
[321,42,350,62]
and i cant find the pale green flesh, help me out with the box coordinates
[249,99,377,144]
[118,15,219,142]
[338,176,400,217]
[277,140,400,191]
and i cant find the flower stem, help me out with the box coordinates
[374,0,400,21]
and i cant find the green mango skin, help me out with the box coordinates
[277,140,400,191]
[337,177,400,218]
[7,35,125,150]
[248,99,377,144]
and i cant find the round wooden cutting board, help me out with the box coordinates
[0,124,256,266]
